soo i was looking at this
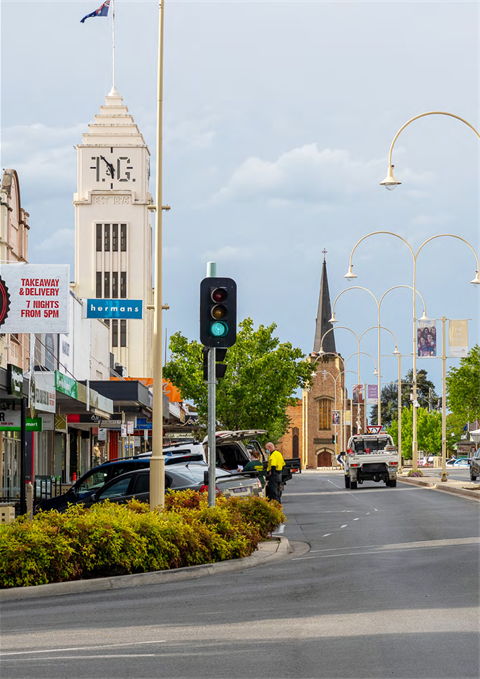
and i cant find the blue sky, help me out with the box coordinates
[1,0,479,399]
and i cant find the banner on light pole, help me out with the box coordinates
[345,410,351,425]
[353,384,363,404]
[449,320,469,357]
[332,410,340,425]
[367,384,378,404]
[417,319,437,357]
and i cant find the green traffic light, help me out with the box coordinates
[210,321,228,337]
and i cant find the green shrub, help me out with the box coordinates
[0,492,283,589]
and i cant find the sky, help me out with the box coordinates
[1,0,479,404]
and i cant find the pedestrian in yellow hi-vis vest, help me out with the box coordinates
[265,442,285,503]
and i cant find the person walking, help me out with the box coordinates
[265,442,285,503]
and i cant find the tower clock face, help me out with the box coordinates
[89,153,136,185]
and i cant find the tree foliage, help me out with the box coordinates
[387,407,442,458]
[446,345,480,424]
[370,369,439,426]
[163,318,314,443]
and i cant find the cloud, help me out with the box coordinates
[31,228,74,265]
[165,115,218,155]
[1,122,83,202]
[200,245,261,262]
[214,143,431,205]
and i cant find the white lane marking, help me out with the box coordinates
[353,518,359,521]
[0,641,166,657]
[327,479,342,489]
[2,654,158,661]
[374,508,378,511]
[366,512,370,515]
[340,524,347,528]
[293,536,480,560]
[322,533,332,537]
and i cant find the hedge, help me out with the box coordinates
[0,492,285,588]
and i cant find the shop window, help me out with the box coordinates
[120,320,127,347]
[104,224,110,251]
[112,319,118,347]
[112,224,118,251]
[96,224,102,251]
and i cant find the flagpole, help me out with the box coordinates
[111,0,116,91]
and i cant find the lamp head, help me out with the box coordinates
[329,313,338,324]
[344,264,358,280]
[393,347,401,356]
[419,310,430,321]
[317,348,325,357]
[380,165,401,191]
[471,271,480,285]
[373,369,378,376]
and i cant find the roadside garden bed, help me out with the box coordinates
[0,492,285,589]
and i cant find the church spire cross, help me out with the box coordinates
[322,248,327,261]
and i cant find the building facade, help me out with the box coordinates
[277,257,362,468]
[73,88,154,379]
[0,169,30,371]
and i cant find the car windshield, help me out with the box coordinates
[77,468,109,491]
[353,437,392,453]
[183,464,232,481]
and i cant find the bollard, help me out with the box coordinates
[26,482,34,521]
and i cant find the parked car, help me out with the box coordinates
[64,463,263,512]
[452,458,471,467]
[469,449,480,481]
[35,452,204,513]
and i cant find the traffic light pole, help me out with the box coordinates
[207,347,217,507]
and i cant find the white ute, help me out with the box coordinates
[344,432,399,489]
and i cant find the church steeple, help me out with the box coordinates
[313,251,336,354]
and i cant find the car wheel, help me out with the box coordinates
[344,476,350,489]
[350,481,357,490]
[389,479,397,488]
[385,478,391,487]
[470,472,478,481]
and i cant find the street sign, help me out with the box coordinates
[366,425,383,434]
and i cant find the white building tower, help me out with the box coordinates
[73,89,153,378]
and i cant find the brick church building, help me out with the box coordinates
[276,256,363,468]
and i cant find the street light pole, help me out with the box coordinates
[330,285,427,428]
[150,0,166,510]
[379,111,480,190]
[345,231,480,469]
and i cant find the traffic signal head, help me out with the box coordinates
[200,277,237,348]
[332,434,336,444]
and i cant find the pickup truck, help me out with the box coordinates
[344,434,399,489]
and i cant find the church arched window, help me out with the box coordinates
[318,399,332,430]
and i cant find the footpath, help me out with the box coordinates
[397,471,480,501]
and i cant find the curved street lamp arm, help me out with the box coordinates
[331,286,379,316]
[359,325,398,348]
[346,231,415,275]
[320,325,358,351]
[379,285,428,315]
[387,111,480,168]
[416,234,480,274]
[345,351,378,371]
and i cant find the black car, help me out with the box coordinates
[61,463,263,511]
[35,453,204,513]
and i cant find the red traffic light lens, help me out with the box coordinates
[211,288,227,303]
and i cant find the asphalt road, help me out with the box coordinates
[419,466,474,483]
[1,472,479,679]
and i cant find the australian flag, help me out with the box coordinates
[80,0,110,24]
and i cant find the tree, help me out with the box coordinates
[387,407,442,458]
[446,345,480,424]
[370,369,439,426]
[163,318,314,443]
